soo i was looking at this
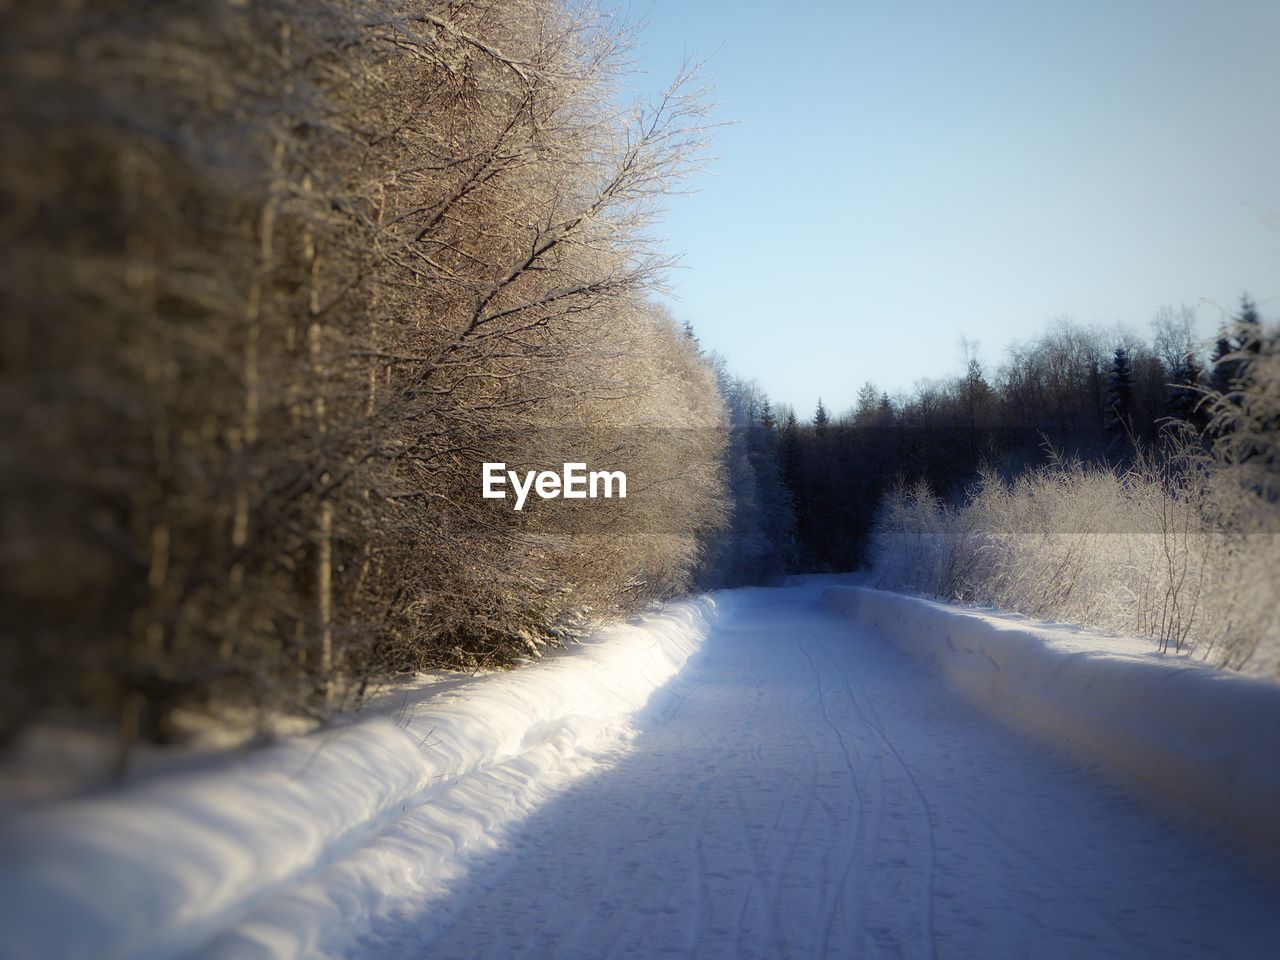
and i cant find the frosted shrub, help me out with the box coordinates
[871,330,1280,675]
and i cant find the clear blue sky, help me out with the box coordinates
[629,0,1280,416]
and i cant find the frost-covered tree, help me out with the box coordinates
[1153,305,1203,428]
[1,0,727,751]
[854,382,880,426]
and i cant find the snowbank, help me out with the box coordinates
[0,598,717,960]
[823,585,1280,854]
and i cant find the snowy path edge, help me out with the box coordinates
[823,585,1280,855]
[0,597,718,960]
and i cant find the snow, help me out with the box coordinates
[823,584,1280,855]
[4,583,1279,959]
[0,598,716,960]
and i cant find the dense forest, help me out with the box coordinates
[708,301,1270,577]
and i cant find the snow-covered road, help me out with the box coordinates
[8,584,1279,960]
[352,584,1280,959]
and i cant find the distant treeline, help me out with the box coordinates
[1,1,725,751]
[703,300,1274,584]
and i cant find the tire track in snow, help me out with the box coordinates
[760,705,824,958]
[796,631,879,960]
[728,718,786,958]
[544,701,702,960]
[812,630,939,960]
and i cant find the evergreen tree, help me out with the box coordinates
[697,378,798,587]
[961,354,993,454]
[1211,330,1236,395]
[759,398,776,430]
[1105,346,1135,436]
[813,398,829,431]
[1210,297,1264,401]
[746,408,798,576]
[1237,295,1263,356]
[778,410,805,546]
[1166,352,1206,428]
